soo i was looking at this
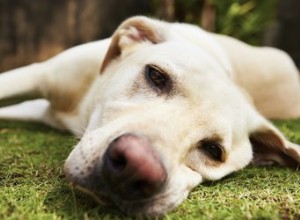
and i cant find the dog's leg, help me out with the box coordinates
[0,61,84,130]
[0,63,47,107]
[0,99,65,129]
[0,40,109,108]
[0,40,110,131]
[0,63,65,128]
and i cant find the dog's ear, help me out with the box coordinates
[249,117,300,169]
[101,16,167,72]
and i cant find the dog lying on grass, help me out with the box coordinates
[0,16,300,217]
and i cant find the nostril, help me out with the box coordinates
[109,150,127,172]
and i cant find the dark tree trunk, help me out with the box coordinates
[277,0,300,68]
[0,0,151,72]
[265,0,300,68]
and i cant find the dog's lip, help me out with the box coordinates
[68,178,173,216]
[111,191,180,217]
[66,174,163,208]
[69,181,114,206]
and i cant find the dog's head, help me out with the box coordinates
[64,16,300,216]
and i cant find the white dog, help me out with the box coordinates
[0,16,300,216]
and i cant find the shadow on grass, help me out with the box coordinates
[44,183,129,219]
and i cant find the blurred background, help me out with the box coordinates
[0,0,299,72]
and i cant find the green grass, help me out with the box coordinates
[0,119,300,220]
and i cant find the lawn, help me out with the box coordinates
[0,119,299,220]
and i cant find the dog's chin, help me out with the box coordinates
[70,183,113,205]
[110,192,184,217]
[72,183,184,217]
[115,197,182,217]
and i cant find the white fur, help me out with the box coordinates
[1,16,300,216]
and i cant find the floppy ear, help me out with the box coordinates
[249,117,300,169]
[100,16,167,72]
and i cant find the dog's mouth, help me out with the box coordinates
[68,177,182,217]
[69,181,113,205]
[67,170,175,217]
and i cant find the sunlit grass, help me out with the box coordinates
[0,119,299,219]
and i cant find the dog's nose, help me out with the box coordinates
[102,133,166,200]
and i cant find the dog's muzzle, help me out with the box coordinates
[65,133,168,211]
[101,133,167,200]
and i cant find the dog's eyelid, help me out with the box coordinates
[198,138,225,162]
[146,64,165,73]
[146,64,172,81]
[144,64,173,94]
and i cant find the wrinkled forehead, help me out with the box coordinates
[134,41,229,78]
[149,43,249,122]
[114,40,250,117]
[107,39,251,126]
[131,41,240,99]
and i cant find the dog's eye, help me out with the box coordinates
[145,65,169,91]
[200,140,224,162]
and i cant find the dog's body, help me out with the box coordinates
[1,17,300,216]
